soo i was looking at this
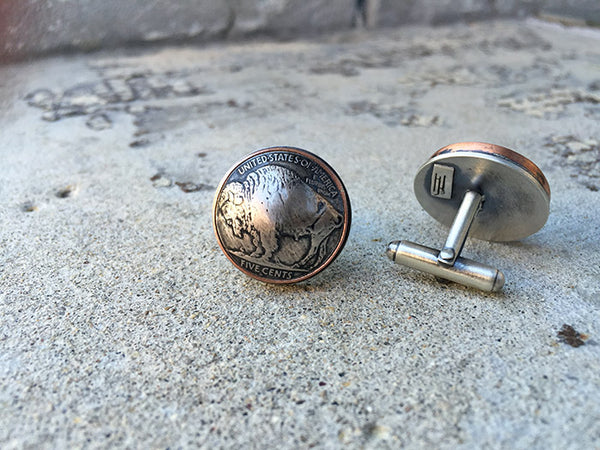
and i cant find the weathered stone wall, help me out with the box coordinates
[1,0,599,62]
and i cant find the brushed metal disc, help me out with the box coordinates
[414,142,551,242]
[213,146,351,283]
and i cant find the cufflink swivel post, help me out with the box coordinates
[387,142,551,292]
[387,190,504,292]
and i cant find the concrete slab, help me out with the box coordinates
[1,19,599,448]
[3,1,600,61]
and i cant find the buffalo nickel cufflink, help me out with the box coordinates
[213,146,351,283]
[386,142,551,292]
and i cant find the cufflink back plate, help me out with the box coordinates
[387,142,550,292]
[213,146,351,284]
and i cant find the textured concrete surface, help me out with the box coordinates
[3,0,600,61]
[0,0,356,61]
[1,19,600,448]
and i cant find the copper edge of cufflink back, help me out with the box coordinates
[432,142,551,199]
[213,146,351,284]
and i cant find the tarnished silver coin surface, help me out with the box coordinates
[213,146,351,283]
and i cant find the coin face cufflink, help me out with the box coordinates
[386,142,551,292]
[213,146,351,283]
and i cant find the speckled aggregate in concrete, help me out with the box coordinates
[1,19,599,449]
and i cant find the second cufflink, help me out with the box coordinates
[386,142,550,292]
[213,146,351,283]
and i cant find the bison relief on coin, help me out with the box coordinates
[213,147,351,283]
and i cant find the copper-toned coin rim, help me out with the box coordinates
[431,142,550,199]
[212,146,352,284]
